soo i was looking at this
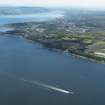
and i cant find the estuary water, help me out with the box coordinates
[0,11,64,24]
[0,12,105,105]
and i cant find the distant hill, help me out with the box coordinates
[0,7,52,15]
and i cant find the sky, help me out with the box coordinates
[0,0,105,9]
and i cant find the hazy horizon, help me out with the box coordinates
[0,0,105,10]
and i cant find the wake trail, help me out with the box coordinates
[0,71,74,95]
[20,78,74,95]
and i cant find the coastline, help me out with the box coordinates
[1,21,105,64]
[2,33,105,64]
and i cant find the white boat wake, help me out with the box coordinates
[20,78,74,95]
